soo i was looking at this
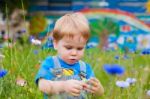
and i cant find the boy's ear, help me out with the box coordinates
[53,40,58,50]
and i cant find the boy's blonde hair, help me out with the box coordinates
[52,12,90,42]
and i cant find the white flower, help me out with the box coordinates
[116,81,130,88]
[126,77,137,85]
[147,90,150,96]
[0,54,5,59]
[31,39,41,45]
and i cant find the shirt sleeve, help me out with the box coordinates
[35,56,54,84]
[86,63,95,79]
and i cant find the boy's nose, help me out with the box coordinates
[71,49,77,56]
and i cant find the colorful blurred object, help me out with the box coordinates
[81,8,150,50]
[81,8,150,33]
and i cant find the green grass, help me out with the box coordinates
[0,45,150,99]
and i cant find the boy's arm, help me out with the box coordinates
[38,78,64,95]
[38,78,87,96]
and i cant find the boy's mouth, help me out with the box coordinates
[69,59,77,63]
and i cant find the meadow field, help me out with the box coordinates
[0,44,150,99]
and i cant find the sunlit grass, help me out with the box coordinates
[0,45,149,99]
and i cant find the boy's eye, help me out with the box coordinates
[65,46,72,50]
[77,47,84,50]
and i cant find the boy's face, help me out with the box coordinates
[54,35,87,64]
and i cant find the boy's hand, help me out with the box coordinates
[63,79,87,96]
[85,77,104,95]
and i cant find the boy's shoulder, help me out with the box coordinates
[42,56,54,66]
[44,56,54,61]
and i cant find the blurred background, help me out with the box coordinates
[0,0,150,99]
[0,0,150,51]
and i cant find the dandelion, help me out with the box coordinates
[0,69,7,78]
[103,64,125,75]
[116,80,130,88]
[16,77,27,87]
[125,77,136,85]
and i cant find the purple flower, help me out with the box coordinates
[125,77,136,85]
[103,64,125,75]
[21,29,26,33]
[29,36,35,42]
[116,80,129,88]
[0,69,7,78]
[147,90,150,96]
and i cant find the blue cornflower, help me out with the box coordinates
[103,64,125,75]
[114,55,119,59]
[141,49,150,55]
[114,55,129,60]
[0,69,7,78]
[123,55,130,59]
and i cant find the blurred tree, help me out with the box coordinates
[29,12,47,37]
[90,18,120,50]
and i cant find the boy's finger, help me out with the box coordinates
[87,80,98,87]
[86,85,96,93]
[72,88,81,94]
[90,77,99,82]
[70,91,80,96]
